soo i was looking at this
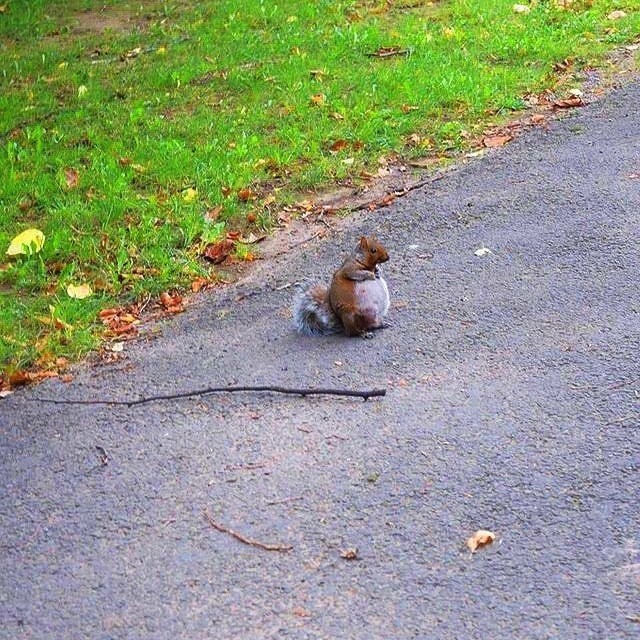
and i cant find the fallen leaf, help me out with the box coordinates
[60,374,74,383]
[242,232,266,244]
[483,134,512,148]
[467,529,496,552]
[401,104,419,113]
[9,371,31,386]
[110,342,124,352]
[191,277,211,293]
[530,114,546,124]
[203,239,234,264]
[182,187,198,202]
[160,291,184,313]
[329,139,349,153]
[310,93,326,106]
[552,95,584,109]
[64,167,79,189]
[226,230,242,241]
[237,187,255,202]
[330,111,344,120]
[553,58,573,72]
[513,4,530,14]
[6,228,45,256]
[607,10,627,20]
[67,283,93,299]
[340,547,359,560]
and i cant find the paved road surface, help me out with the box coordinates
[2,81,639,639]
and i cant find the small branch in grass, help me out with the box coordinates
[203,508,293,552]
[31,385,386,407]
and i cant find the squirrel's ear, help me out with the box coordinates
[359,236,368,250]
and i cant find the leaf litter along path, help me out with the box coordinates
[2,79,640,638]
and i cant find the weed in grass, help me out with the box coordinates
[1,0,639,377]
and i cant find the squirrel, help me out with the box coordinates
[292,236,391,338]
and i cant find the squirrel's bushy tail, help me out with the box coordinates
[292,284,342,336]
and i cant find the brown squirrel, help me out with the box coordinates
[292,236,390,338]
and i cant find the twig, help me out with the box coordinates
[95,445,109,466]
[608,413,636,425]
[266,496,303,506]
[31,385,386,407]
[203,508,293,552]
[351,174,445,212]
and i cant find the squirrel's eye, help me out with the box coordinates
[371,247,377,253]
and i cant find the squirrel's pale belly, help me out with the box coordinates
[353,275,390,326]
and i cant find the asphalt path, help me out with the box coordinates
[1,80,639,639]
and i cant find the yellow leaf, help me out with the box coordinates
[182,187,198,202]
[6,228,45,256]
[67,283,93,299]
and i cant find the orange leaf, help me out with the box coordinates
[329,139,349,153]
[203,239,234,264]
[237,188,255,202]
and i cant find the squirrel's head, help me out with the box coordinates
[358,236,389,265]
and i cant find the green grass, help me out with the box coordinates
[1,0,639,377]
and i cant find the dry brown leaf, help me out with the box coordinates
[466,529,496,552]
[159,291,183,311]
[329,139,349,153]
[552,95,584,110]
[340,547,359,560]
[401,104,419,113]
[530,114,546,124]
[9,371,31,387]
[237,187,256,202]
[203,239,234,264]
[607,10,627,20]
[64,168,79,189]
[191,277,211,293]
[310,93,326,106]
[483,134,512,148]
